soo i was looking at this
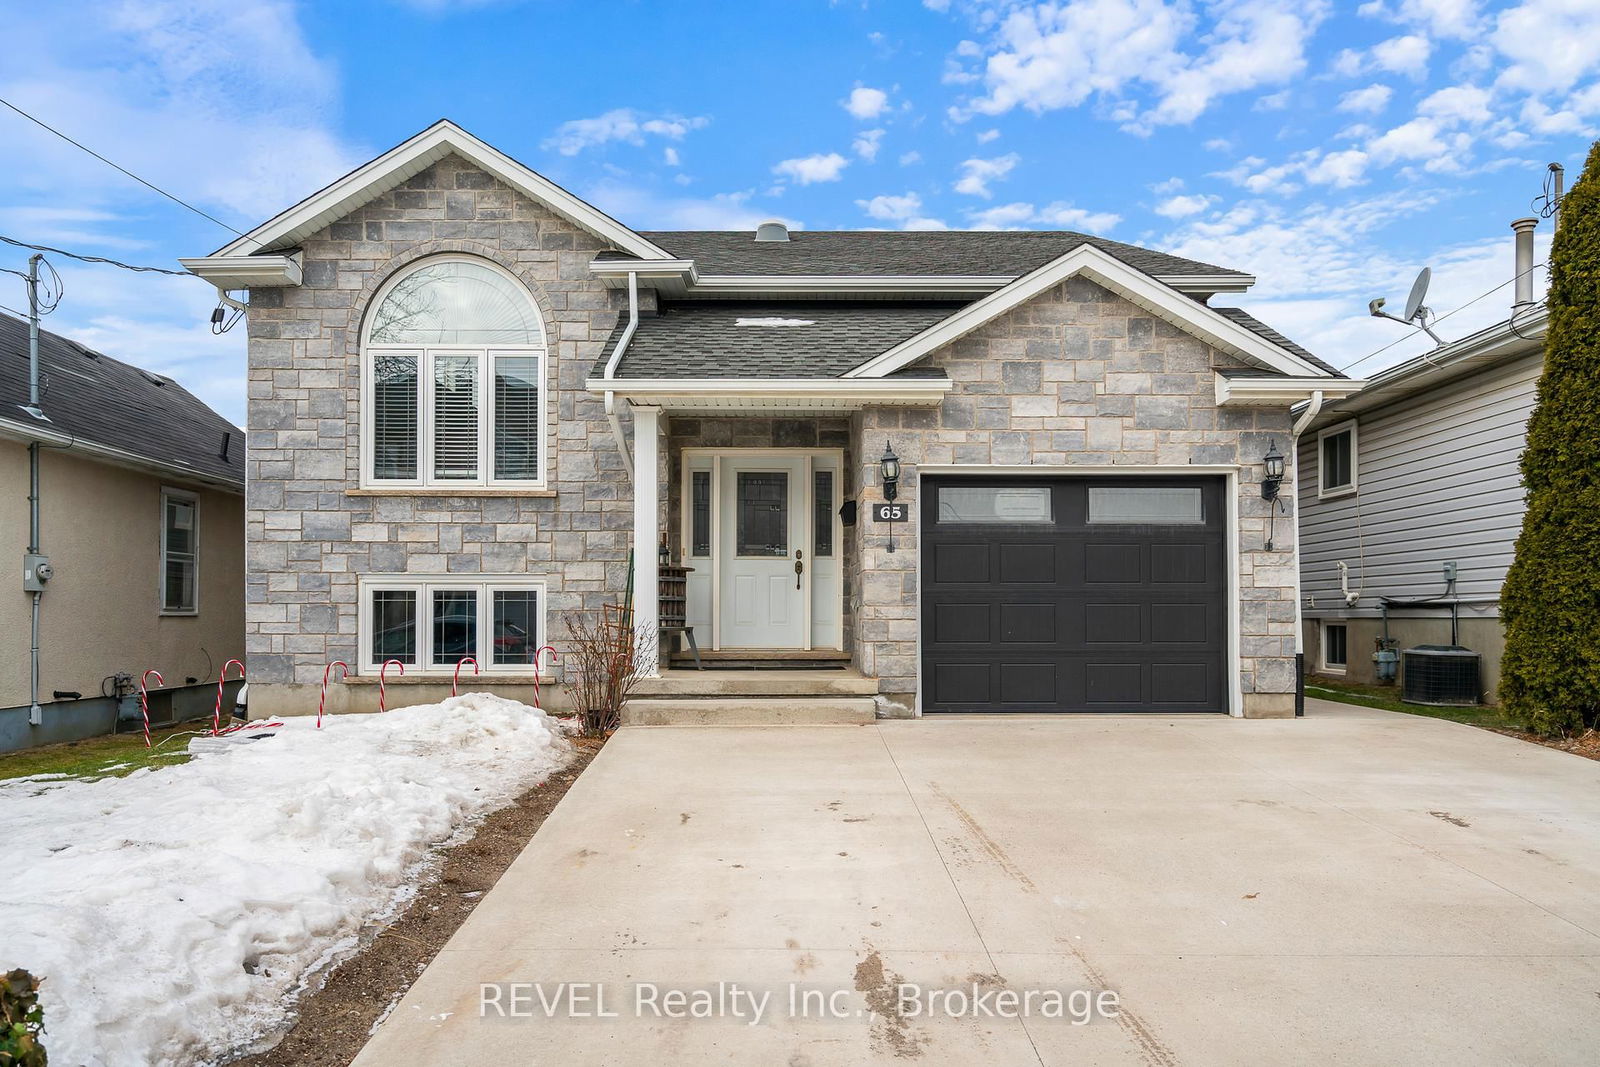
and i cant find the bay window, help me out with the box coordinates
[358,577,546,674]
[362,257,546,489]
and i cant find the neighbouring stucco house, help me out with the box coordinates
[1299,218,1551,701]
[0,312,245,752]
[181,120,1360,722]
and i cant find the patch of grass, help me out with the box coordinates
[1305,677,1530,731]
[0,721,207,783]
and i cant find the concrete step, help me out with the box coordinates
[622,696,877,726]
[634,669,879,698]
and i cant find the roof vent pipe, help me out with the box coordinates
[754,220,790,243]
[1511,217,1537,312]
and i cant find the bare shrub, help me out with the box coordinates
[559,609,654,736]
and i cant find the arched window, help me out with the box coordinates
[361,256,547,488]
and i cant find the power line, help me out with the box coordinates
[0,235,195,278]
[0,95,247,238]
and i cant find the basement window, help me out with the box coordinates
[1323,623,1348,672]
[160,489,199,615]
[359,577,545,675]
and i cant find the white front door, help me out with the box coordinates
[719,457,806,648]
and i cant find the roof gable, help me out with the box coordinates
[844,243,1332,380]
[208,120,668,261]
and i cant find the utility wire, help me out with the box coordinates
[0,95,247,238]
[1338,261,1550,374]
[0,235,195,277]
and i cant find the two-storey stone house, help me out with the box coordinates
[183,121,1359,720]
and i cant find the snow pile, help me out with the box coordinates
[0,693,573,1067]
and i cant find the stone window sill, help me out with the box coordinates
[344,674,557,685]
[346,488,558,498]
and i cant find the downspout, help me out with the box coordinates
[24,254,46,727]
[603,271,640,481]
[1289,390,1325,717]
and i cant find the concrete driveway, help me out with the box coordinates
[353,700,1600,1066]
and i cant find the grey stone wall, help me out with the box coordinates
[848,276,1299,718]
[243,154,632,710]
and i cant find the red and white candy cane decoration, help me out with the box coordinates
[379,659,404,713]
[532,645,559,709]
[138,669,164,748]
[318,661,349,728]
[452,657,480,697]
[212,659,246,736]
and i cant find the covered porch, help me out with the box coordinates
[598,378,949,678]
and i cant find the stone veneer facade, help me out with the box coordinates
[242,155,1298,718]
[846,276,1299,719]
[243,153,635,716]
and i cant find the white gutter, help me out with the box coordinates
[0,415,244,493]
[1289,389,1324,672]
[603,271,640,481]
[586,264,1254,297]
[177,252,303,288]
[585,377,953,404]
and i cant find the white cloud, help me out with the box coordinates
[1418,84,1494,124]
[950,0,1328,131]
[1493,0,1600,92]
[1154,193,1214,218]
[1151,176,1186,194]
[899,150,924,165]
[543,109,709,156]
[1371,34,1432,78]
[853,129,886,161]
[842,86,891,120]
[1368,117,1451,163]
[1359,0,1483,39]
[1254,90,1292,112]
[953,153,1020,197]
[976,128,1001,143]
[585,180,792,231]
[772,152,850,184]
[1338,84,1394,114]
[1305,149,1370,187]
[663,146,680,166]
[856,192,925,221]
[964,200,1120,232]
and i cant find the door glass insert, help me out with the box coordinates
[938,485,1053,524]
[1087,486,1204,525]
[814,470,834,557]
[691,470,711,556]
[736,472,789,557]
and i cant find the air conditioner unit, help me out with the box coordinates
[1401,645,1481,706]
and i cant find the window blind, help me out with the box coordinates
[372,352,419,479]
[433,354,480,480]
[494,355,540,480]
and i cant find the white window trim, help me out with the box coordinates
[1321,621,1349,674]
[159,487,200,616]
[359,255,550,491]
[1316,421,1358,499]
[356,575,547,676]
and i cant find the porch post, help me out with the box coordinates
[632,404,662,675]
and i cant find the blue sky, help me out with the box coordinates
[2,0,1597,424]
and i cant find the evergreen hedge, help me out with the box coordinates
[1499,139,1600,736]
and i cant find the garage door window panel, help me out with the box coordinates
[1087,486,1204,525]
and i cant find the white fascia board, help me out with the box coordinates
[1214,374,1366,407]
[589,271,1252,298]
[589,259,698,279]
[1161,273,1256,293]
[178,252,303,288]
[199,120,670,261]
[0,416,244,493]
[585,377,951,405]
[844,244,1323,380]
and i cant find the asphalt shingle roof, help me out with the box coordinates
[599,302,966,379]
[1213,306,1342,376]
[604,230,1251,281]
[0,312,244,487]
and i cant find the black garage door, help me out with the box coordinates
[921,477,1227,713]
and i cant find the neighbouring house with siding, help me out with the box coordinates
[1298,223,1550,701]
[181,121,1362,723]
[0,312,246,752]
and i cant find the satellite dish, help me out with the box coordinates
[1402,267,1431,321]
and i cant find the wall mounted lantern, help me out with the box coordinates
[879,441,903,553]
[1262,439,1286,551]
[880,441,901,501]
[1261,440,1285,502]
